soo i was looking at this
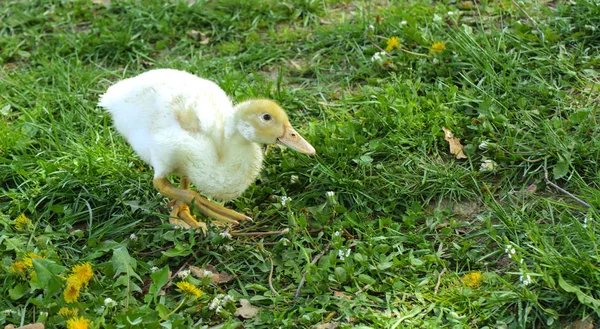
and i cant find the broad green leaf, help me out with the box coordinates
[558,276,600,312]
[32,258,67,297]
[111,246,141,281]
[147,266,170,305]
[9,283,29,300]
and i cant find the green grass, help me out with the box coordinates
[1,0,600,328]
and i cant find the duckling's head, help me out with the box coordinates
[235,99,315,156]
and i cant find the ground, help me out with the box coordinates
[1,0,600,328]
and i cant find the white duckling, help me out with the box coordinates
[99,69,315,231]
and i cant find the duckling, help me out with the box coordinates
[99,69,315,231]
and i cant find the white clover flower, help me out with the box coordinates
[219,231,232,239]
[104,298,117,307]
[371,51,387,63]
[280,237,291,246]
[290,175,299,183]
[333,231,341,237]
[478,141,489,150]
[338,248,351,260]
[326,191,335,197]
[479,159,498,172]
[519,274,531,286]
[281,196,291,206]
[215,306,222,314]
[129,233,137,241]
[209,297,220,310]
[177,269,190,279]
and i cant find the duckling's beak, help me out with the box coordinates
[277,125,316,156]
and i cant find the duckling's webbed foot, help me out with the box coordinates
[153,177,251,231]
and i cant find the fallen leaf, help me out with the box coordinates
[442,127,467,159]
[524,184,537,193]
[4,323,44,329]
[189,265,235,284]
[91,0,111,5]
[568,319,594,329]
[234,299,259,319]
[315,323,338,329]
[332,290,352,300]
[188,30,210,44]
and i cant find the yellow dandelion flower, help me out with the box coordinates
[15,213,31,230]
[429,41,446,54]
[10,261,27,275]
[71,262,94,286]
[66,316,92,329]
[63,279,82,303]
[176,281,202,299]
[22,253,44,268]
[461,271,483,288]
[385,36,400,52]
[57,307,78,317]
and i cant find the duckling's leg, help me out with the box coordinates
[154,178,251,229]
[168,177,207,232]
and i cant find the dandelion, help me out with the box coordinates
[71,262,93,286]
[58,307,78,317]
[10,261,27,275]
[22,253,43,268]
[429,41,446,54]
[66,316,92,329]
[176,281,202,299]
[461,271,483,288]
[104,298,117,308]
[281,196,291,207]
[15,214,31,230]
[63,282,81,303]
[385,36,400,52]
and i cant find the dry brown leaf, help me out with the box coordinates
[524,184,537,193]
[91,0,111,6]
[234,299,259,319]
[332,290,353,300]
[568,319,594,329]
[442,127,467,159]
[188,30,210,44]
[4,323,44,329]
[315,323,339,329]
[189,265,236,285]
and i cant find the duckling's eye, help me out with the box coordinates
[262,114,272,121]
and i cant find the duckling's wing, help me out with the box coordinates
[99,69,233,176]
